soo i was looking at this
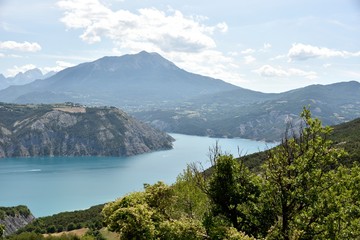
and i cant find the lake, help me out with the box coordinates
[0,133,277,217]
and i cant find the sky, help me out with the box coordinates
[0,0,359,93]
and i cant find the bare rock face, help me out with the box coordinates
[0,103,174,158]
[0,206,35,236]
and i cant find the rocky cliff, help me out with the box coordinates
[0,206,35,236]
[0,103,174,157]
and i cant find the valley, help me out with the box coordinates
[1,51,359,142]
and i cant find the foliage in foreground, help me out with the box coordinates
[102,108,360,239]
[17,205,103,235]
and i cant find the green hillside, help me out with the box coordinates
[6,111,360,240]
[242,116,360,172]
[330,117,360,165]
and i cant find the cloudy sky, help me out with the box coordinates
[0,0,359,92]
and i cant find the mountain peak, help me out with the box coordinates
[0,51,238,105]
[93,51,178,71]
[125,51,176,68]
[14,68,43,79]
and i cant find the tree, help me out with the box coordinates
[102,191,156,240]
[102,181,207,240]
[205,155,274,238]
[263,107,346,239]
[0,224,4,238]
[171,166,209,221]
[307,164,360,239]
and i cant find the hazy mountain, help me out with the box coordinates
[0,74,6,89]
[0,103,174,158]
[0,68,55,90]
[0,51,239,107]
[134,81,360,141]
[0,51,359,141]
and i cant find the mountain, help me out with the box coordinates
[330,117,360,165]
[242,115,360,172]
[0,103,174,158]
[0,68,54,90]
[0,51,239,107]
[133,81,360,141]
[0,52,359,141]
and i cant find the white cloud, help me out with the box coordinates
[57,0,227,53]
[254,65,288,78]
[254,64,317,80]
[42,61,75,73]
[288,43,360,61]
[0,41,41,52]
[228,51,238,57]
[56,0,244,84]
[343,70,360,79]
[241,48,255,54]
[168,50,245,84]
[270,54,286,61]
[6,64,37,77]
[244,55,256,64]
[5,61,75,78]
[263,43,271,49]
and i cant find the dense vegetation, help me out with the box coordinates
[330,117,360,165]
[241,114,360,172]
[0,206,31,220]
[17,205,104,235]
[101,108,360,239]
[7,108,360,239]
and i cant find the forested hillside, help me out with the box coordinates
[241,115,360,171]
[8,109,360,240]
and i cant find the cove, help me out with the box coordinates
[0,133,277,217]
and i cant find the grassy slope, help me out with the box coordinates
[242,117,360,171]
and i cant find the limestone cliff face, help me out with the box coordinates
[0,206,35,236]
[0,103,174,157]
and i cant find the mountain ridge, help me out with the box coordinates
[0,102,174,158]
[0,51,239,106]
[0,68,55,90]
[0,51,359,141]
[133,80,360,141]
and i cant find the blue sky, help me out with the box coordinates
[0,0,359,92]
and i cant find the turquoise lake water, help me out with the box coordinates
[0,133,277,217]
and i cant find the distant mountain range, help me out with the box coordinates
[0,102,173,158]
[0,51,359,141]
[0,69,55,90]
[134,81,360,141]
[0,51,237,107]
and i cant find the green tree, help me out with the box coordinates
[205,155,274,238]
[102,181,206,239]
[305,164,360,239]
[47,225,57,234]
[0,224,4,238]
[263,108,346,239]
[102,191,156,240]
[171,166,209,221]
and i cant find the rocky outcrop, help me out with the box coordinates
[0,103,174,158]
[0,206,35,236]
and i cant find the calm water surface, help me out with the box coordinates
[0,133,276,217]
